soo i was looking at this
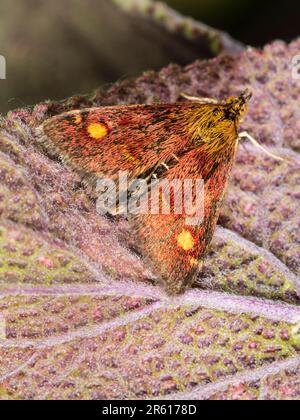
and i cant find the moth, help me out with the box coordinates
[42,90,254,294]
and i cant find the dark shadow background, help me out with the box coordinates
[0,0,299,113]
[166,0,300,46]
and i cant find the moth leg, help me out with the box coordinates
[190,261,204,288]
[238,131,286,162]
[145,156,179,182]
[144,162,162,182]
[181,93,218,104]
[149,161,170,180]
[171,154,180,162]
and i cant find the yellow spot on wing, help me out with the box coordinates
[87,123,108,139]
[121,145,139,164]
[177,230,194,251]
[122,151,135,162]
[74,115,83,124]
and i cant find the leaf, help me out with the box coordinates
[0,38,299,400]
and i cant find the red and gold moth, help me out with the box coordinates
[42,90,252,294]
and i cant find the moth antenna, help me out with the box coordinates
[181,93,218,104]
[238,131,289,163]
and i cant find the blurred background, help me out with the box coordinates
[167,0,300,45]
[0,0,299,113]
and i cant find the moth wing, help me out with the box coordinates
[42,103,194,182]
[130,148,235,294]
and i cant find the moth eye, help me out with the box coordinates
[240,104,247,115]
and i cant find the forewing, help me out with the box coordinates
[42,103,193,181]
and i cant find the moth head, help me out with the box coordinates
[224,89,252,121]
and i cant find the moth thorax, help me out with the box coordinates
[186,111,235,163]
[204,131,237,164]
